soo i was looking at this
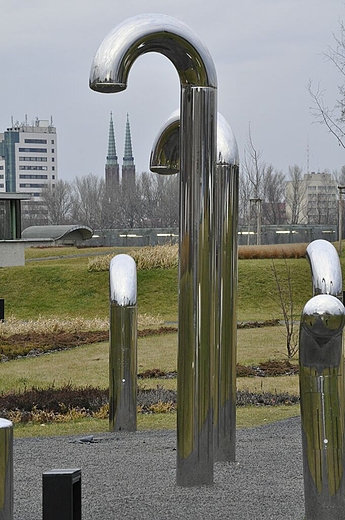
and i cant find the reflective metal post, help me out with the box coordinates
[150,111,239,461]
[90,12,217,487]
[109,254,137,432]
[300,239,345,518]
[299,295,345,519]
[0,419,13,520]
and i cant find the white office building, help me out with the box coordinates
[0,117,57,199]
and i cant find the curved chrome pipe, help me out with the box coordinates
[109,254,137,432]
[0,419,13,520]
[150,111,239,461]
[89,13,217,92]
[299,294,345,519]
[90,13,217,486]
[306,239,343,300]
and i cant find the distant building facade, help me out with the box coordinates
[0,117,57,223]
[285,172,338,225]
[0,117,57,198]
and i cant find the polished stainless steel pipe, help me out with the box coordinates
[150,111,239,461]
[0,419,13,520]
[109,254,137,432]
[299,294,345,519]
[90,13,217,486]
[306,239,343,300]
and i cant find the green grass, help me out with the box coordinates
[0,248,320,321]
[0,246,325,437]
[12,406,300,438]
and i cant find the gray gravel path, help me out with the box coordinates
[13,415,305,519]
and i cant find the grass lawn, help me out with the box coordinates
[0,245,321,437]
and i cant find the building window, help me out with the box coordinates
[51,140,55,144]
[51,149,54,153]
[24,139,47,144]
[52,167,55,171]
[52,175,55,179]
[19,174,48,179]
[19,148,47,153]
[19,165,47,171]
[19,156,47,162]
[0,166,3,170]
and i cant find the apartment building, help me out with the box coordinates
[285,172,338,224]
[0,117,57,198]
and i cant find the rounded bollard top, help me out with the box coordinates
[301,294,345,337]
[110,254,137,306]
[0,418,13,429]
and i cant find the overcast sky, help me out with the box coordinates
[1,0,345,181]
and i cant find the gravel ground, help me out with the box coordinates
[13,415,305,519]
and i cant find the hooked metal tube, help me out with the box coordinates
[150,111,239,461]
[299,294,345,519]
[109,254,137,432]
[90,13,217,486]
[0,418,13,520]
[306,239,343,301]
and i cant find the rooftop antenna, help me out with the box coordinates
[306,134,310,174]
[11,116,13,128]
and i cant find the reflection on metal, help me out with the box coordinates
[90,12,217,487]
[150,111,239,461]
[306,239,343,301]
[109,254,137,432]
[0,418,13,520]
[300,239,345,518]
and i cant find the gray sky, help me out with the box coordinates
[1,0,344,181]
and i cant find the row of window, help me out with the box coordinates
[19,175,48,180]
[19,166,47,171]
[24,139,47,144]
[19,148,47,153]
[19,156,47,162]
[20,183,45,188]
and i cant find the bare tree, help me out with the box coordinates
[285,165,308,224]
[308,19,345,148]
[262,166,286,224]
[70,174,106,230]
[40,179,72,225]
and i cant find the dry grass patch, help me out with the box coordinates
[238,243,308,259]
[88,243,178,272]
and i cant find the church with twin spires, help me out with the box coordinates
[105,112,136,193]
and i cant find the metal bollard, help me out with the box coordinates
[0,419,13,520]
[300,239,345,518]
[150,111,239,462]
[109,254,137,432]
[90,13,218,486]
[42,469,81,520]
[299,295,345,519]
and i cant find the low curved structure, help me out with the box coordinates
[21,225,93,246]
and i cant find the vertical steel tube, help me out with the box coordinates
[213,114,239,462]
[149,111,239,462]
[177,85,216,486]
[109,254,137,432]
[0,419,13,520]
[299,294,345,519]
[89,13,218,486]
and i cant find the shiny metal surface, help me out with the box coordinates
[150,111,239,461]
[89,13,217,92]
[90,13,217,486]
[306,239,343,300]
[299,295,345,519]
[109,255,137,432]
[0,419,13,520]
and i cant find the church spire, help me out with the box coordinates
[123,113,134,167]
[106,111,118,165]
[122,113,136,191]
[105,111,119,191]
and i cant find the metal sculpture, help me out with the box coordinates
[0,418,13,520]
[109,254,137,432]
[150,110,239,461]
[300,239,345,518]
[90,12,217,486]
